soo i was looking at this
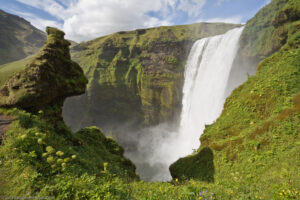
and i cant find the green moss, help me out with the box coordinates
[165,55,179,65]
[170,147,215,182]
[0,108,137,198]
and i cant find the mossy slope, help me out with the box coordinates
[170,0,300,198]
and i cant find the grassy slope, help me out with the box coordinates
[169,0,300,199]
[0,108,138,199]
[0,55,33,86]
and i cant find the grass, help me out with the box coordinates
[0,55,33,87]
[1,106,298,199]
[0,108,137,198]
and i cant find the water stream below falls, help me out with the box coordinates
[125,27,245,181]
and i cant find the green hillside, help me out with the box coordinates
[0,55,33,86]
[0,10,46,65]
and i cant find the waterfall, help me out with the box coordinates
[177,27,244,154]
[125,27,244,181]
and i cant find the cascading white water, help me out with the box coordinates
[125,27,244,181]
[177,27,244,154]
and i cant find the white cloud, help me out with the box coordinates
[177,0,206,17]
[9,10,62,31]
[16,0,67,20]
[15,0,208,42]
[62,0,194,41]
[200,16,243,24]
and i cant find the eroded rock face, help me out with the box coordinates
[0,27,88,115]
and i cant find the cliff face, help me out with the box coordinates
[63,23,241,132]
[0,10,46,65]
[0,27,87,119]
[170,0,300,197]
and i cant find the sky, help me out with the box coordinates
[0,0,271,42]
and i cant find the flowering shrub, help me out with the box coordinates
[279,189,299,199]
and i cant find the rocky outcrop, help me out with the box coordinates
[0,28,138,196]
[0,27,87,118]
[63,23,241,132]
[0,10,46,65]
